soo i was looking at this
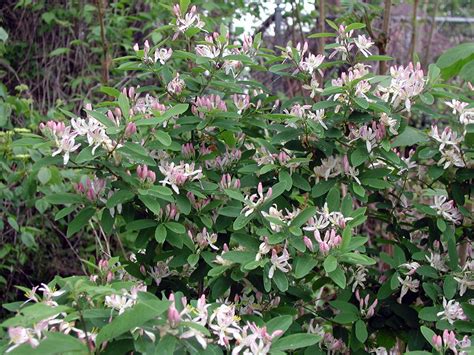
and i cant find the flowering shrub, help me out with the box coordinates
[1,3,473,354]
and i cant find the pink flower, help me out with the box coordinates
[192,94,227,118]
[241,182,273,217]
[167,73,185,95]
[137,165,156,184]
[314,229,342,254]
[7,327,39,352]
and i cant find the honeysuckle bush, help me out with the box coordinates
[1,2,474,354]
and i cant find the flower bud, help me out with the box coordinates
[125,122,137,138]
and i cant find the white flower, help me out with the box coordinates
[154,48,173,65]
[241,182,272,217]
[377,62,424,112]
[350,266,367,292]
[438,147,465,169]
[307,109,327,129]
[399,261,420,275]
[255,237,271,261]
[105,294,134,314]
[397,276,419,303]
[302,75,323,98]
[300,53,324,75]
[209,304,241,347]
[430,195,462,224]
[52,128,80,165]
[354,35,374,57]
[430,126,462,152]
[445,99,474,125]
[158,161,203,194]
[268,248,291,279]
[7,327,39,353]
[261,204,286,232]
[437,298,466,324]
[454,274,474,297]
[313,156,343,182]
[380,113,398,135]
[426,252,448,272]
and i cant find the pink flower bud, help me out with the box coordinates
[168,303,180,328]
[172,4,181,16]
[303,236,314,251]
[266,187,272,198]
[125,122,137,137]
[106,271,113,283]
[86,188,96,201]
[272,330,284,338]
[342,155,350,173]
[147,171,156,184]
[432,335,442,349]
[319,242,330,254]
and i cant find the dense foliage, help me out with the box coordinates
[1,1,474,354]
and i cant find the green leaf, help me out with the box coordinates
[339,252,375,265]
[164,222,186,234]
[323,255,338,273]
[1,304,71,328]
[362,55,393,62]
[418,306,441,322]
[159,103,189,121]
[55,206,76,221]
[279,170,292,191]
[289,206,317,228]
[444,226,458,270]
[328,267,346,289]
[37,167,51,184]
[67,207,95,237]
[272,269,288,292]
[420,326,436,347]
[308,32,337,38]
[155,335,177,355]
[345,22,366,32]
[49,47,70,57]
[139,195,162,215]
[326,186,340,212]
[96,299,170,346]
[351,146,368,167]
[443,275,457,299]
[9,332,88,355]
[84,109,114,128]
[266,315,293,334]
[155,224,167,243]
[155,130,172,146]
[106,190,135,208]
[224,189,246,202]
[44,193,83,205]
[99,86,121,98]
[355,320,368,343]
[271,333,321,351]
[0,27,8,42]
[391,126,429,147]
[294,254,318,279]
[233,214,253,230]
[436,43,474,80]
[118,93,130,120]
